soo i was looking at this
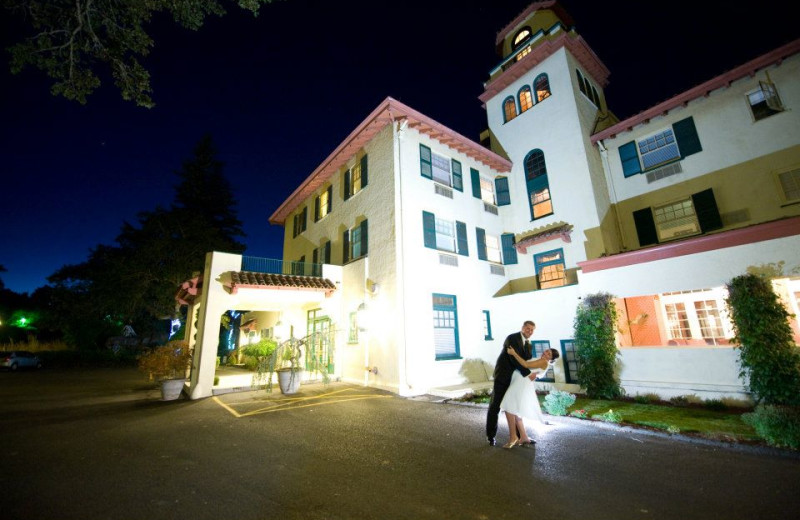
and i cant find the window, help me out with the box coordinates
[524,149,553,220]
[560,339,580,384]
[748,81,784,121]
[312,240,331,274]
[694,300,726,343]
[633,188,722,247]
[534,248,566,289]
[503,97,517,122]
[519,86,533,113]
[660,289,732,345]
[653,198,700,241]
[531,341,554,381]
[419,145,463,191]
[433,294,460,360]
[422,211,468,256]
[314,186,332,222]
[778,168,800,203]
[513,28,532,49]
[476,229,516,265]
[485,233,501,263]
[619,117,702,177]
[479,176,496,205]
[343,220,368,263]
[534,74,551,102]
[292,207,307,238]
[638,129,680,169]
[575,69,600,108]
[482,310,493,340]
[665,303,691,339]
[344,154,369,200]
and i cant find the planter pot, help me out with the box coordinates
[160,378,186,401]
[277,369,302,395]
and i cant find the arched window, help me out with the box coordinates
[503,97,517,123]
[513,28,532,49]
[524,149,553,220]
[534,74,551,102]
[518,86,533,113]
[512,27,532,61]
[576,69,586,95]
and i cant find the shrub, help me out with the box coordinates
[569,409,588,419]
[595,409,622,423]
[543,390,576,416]
[634,393,661,404]
[573,292,621,399]
[703,399,728,411]
[742,405,800,450]
[726,273,800,405]
[137,341,192,381]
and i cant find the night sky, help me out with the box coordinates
[1,0,797,294]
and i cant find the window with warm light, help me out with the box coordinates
[479,176,496,205]
[503,97,517,122]
[534,248,566,289]
[519,86,533,113]
[344,154,368,200]
[534,74,551,102]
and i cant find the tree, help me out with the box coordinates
[3,0,273,107]
[574,292,622,399]
[726,273,800,405]
[47,135,245,347]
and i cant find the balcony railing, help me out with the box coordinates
[241,256,323,277]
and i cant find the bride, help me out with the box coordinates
[499,347,560,448]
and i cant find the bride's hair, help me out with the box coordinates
[548,348,560,361]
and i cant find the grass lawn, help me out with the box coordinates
[455,391,761,444]
[568,397,760,443]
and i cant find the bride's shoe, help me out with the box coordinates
[502,439,518,449]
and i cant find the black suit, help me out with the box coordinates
[486,332,533,441]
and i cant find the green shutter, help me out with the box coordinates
[422,211,436,249]
[343,229,350,263]
[326,186,333,214]
[476,227,487,261]
[496,177,510,206]
[361,154,369,188]
[324,241,331,263]
[344,169,351,201]
[673,116,702,158]
[314,196,320,222]
[420,144,432,179]
[692,188,722,233]
[470,168,481,198]
[501,233,517,265]
[312,248,318,264]
[456,221,468,256]
[360,219,368,256]
[452,159,463,191]
[619,141,641,177]
[633,207,658,246]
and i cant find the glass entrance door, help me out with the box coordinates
[306,310,333,375]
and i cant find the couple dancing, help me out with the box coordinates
[486,320,560,449]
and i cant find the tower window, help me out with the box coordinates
[503,96,517,123]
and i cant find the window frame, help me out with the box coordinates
[432,293,461,360]
[747,81,784,121]
[534,248,567,289]
[503,96,518,123]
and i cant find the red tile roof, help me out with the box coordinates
[228,272,337,296]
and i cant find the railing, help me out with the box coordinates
[241,256,323,277]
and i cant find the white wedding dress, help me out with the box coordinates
[500,368,545,424]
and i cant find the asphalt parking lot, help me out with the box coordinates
[2,367,799,520]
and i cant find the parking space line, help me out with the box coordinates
[212,387,392,418]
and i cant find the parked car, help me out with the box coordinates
[1,350,42,371]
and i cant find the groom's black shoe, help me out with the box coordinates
[520,439,536,445]
[487,437,496,446]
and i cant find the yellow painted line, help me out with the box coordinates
[212,396,243,418]
[240,395,391,417]
[248,386,360,404]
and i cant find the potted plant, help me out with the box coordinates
[241,338,278,388]
[274,338,303,394]
[137,340,192,400]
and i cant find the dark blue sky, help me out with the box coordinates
[1,0,797,294]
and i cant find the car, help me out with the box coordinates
[1,350,42,371]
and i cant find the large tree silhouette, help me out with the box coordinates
[48,135,245,346]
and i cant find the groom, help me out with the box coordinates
[486,320,537,446]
